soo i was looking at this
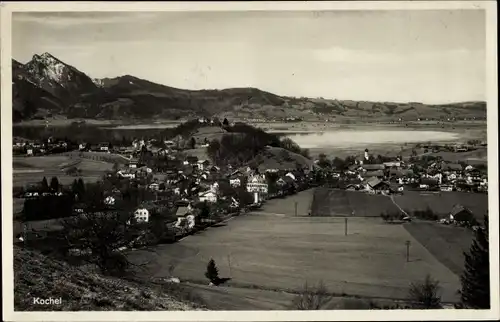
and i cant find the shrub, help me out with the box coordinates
[408,274,442,309]
[291,281,332,310]
[205,259,219,284]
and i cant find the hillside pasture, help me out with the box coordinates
[393,191,489,219]
[311,188,489,220]
[12,155,114,188]
[404,221,474,276]
[128,215,462,304]
[311,189,400,217]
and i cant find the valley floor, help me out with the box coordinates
[127,190,464,309]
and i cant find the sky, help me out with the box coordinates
[12,10,486,104]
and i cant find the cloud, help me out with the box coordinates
[12,12,162,27]
[312,46,482,65]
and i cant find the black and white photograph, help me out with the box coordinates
[1,1,498,321]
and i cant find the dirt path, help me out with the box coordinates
[389,195,410,217]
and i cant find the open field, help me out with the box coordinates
[12,155,114,188]
[128,203,462,305]
[393,191,489,219]
[404,221,474,276]
[311,189,400,217]
[312,188,489,219]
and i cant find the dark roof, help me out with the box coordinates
[420,178,439,185]
[389,169,414,177]
[364,170,384,177]
[363,164,385,171]
[186,156,198,162]
[175,206,190,217]
[450,204,473,216]
[366,177,382,188]
[445,163,463,171]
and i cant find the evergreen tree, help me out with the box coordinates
[460,215,490,309]
[190,137,196,149]
[71,179,79,199]
[41,177,49,192]
[205,258,219,284]
[50,176,60,192]
[77,178,85,197]
[223,118,229,126]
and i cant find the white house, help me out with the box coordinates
[197,160,210,171]
[26,148,33,156]
[247,174,268,203]
[247,174,268,194]
[104,196,115,206]
[149,183,160,191]
[230,178,241,187]
[117,171,135,179]
[440,185,453,192]
[199,190,217,203]
[133,208,150,223]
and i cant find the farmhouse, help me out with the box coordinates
[199,190,217,203]
[362,164,385,171]
[419,178,439,190]
[449,204,475,224]
[444,163,463,173]
[440,184,454,192]
[383,161,402,168]
[129,158,139,169]
[197,160,210,171]
[363,170,385,179]
[99,142,110,152]
[364,178,390,194]
[186,156,199,166]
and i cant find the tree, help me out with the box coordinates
[60,185,146,276]
[317,153,331,168]
[41,177,49,192]
[222,118,229,126]
[71,179,79,199]
[460,215,490,308]
[408,274,442,309]
[190,137,196,149]
[291,281,332,310]
[50,176,60,192]
[205,258,219,284]
[77,178,85,197]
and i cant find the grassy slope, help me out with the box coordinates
[14,246,200,311]
[403,221,473,276]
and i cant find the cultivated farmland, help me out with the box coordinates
[311,189,400,217]
[404,221,474,276]
[12,155,114,188]
[311,188,489,220]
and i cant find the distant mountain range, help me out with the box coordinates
[12,52,487,123]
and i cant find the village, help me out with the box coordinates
[13,118,488,249]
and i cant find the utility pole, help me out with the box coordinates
[227,254,232,277]
[405,240,411,262]
[295,201,298,217]
[345,217,348,236]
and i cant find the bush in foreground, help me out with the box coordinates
[291,281,332,310]
[459,214,490,309]
[408,274,442,309]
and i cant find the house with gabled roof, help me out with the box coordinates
[364,177,390,194]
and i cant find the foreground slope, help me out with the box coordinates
[14,246,199,311]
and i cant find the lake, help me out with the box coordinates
[285,130,461,149]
